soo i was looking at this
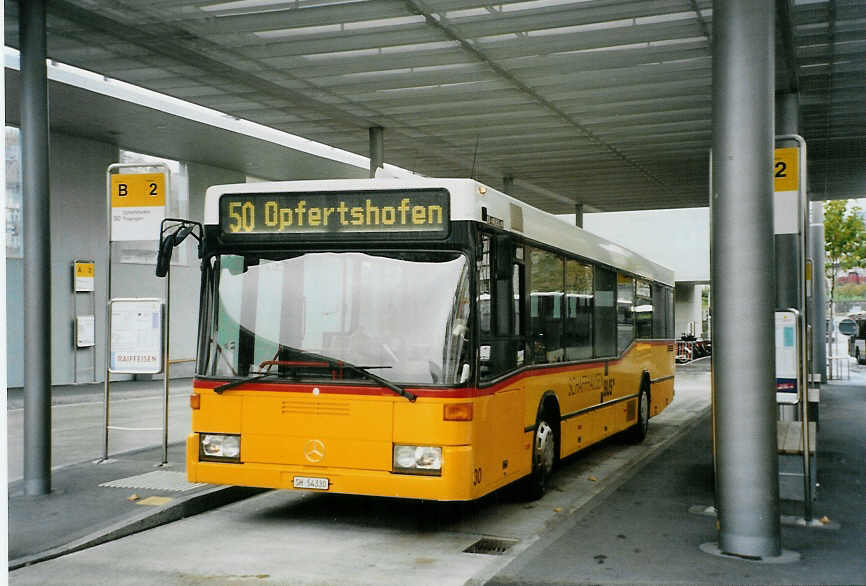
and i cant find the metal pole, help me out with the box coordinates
[711,0,781,559]
[103,172,114,462]
[162,265,171,465]
[796,141,812,521]
[369,127,384,178]
[20,0,53,496]
[811,202,827,382]
[72,279,78,384]
[503,175,514,194]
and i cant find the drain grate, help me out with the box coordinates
[463,537,519,555]
[99,470,206,492]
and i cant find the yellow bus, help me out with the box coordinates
[185,178,675,501]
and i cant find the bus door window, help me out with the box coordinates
[528,247,565,364]
[478,234,524,380]
[635,279,653,339]
[513,252,525,368]
[478,235,492,336]
[617,273,635,353]
[564,260,593,360]
[593,267,617,357]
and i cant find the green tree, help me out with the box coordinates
[824,199,866,305]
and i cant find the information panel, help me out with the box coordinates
[219,189,450,238]
[76,315,96,348]
[775,311,797,393]
[109,298,164,374]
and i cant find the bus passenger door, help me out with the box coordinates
[477,232,527,490]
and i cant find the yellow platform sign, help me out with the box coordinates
[74,261,95,292]
[111,173,166,207]
[109,172,167,241]
[774,148,798,192]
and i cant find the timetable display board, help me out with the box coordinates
[109,298,164,374]
[219,189,450,239]
[775,310,798,393]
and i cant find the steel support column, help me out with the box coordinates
[20,0,53,496]
[502,175,514,194]
[369,127,384,178]
[574,204,584,228]
[810,202,827,382]
[775,92,801,310]
[711,0,781,558]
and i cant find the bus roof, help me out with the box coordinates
[203,178,675,286]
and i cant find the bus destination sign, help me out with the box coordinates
[219,189,449,238]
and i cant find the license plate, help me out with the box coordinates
[293,476,329,490]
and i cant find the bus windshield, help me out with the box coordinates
[200,251,471,386]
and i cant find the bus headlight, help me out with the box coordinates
[200,433,241,462]
[393,445,442,476]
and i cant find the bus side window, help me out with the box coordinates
[635,279,653,339]
[616,273,635,353]
[652,283,666,339]
[528,247,564,364]
[564,259,593,359]
[594,267,617,357]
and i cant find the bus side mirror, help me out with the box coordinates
[494,235,513,280]
[155,236,175,278]
[156,219,204,278]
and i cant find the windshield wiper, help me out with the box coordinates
[344,363,416,402]
[213,346,417,402]
[213,371,282,394]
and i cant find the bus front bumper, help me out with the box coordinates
[186,434,477,501]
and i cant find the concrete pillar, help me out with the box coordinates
[574,203,584,228]
[775,92,801,310]
[20,0,53,496]
[369,127,384,178]
[711,0,781,559]
[810,202,827,382]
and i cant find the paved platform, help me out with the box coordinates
[488,377,866,585]
[7,378,263,570]
[8,441,262,570]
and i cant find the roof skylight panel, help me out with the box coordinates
[201,0,365,15]
[254,23,342,39]
[342,15,427,30]
[500,0,594,13]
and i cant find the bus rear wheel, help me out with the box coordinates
[627,386,650,443]
[524,416,556,500]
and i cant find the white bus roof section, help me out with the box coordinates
[204,178,675,286]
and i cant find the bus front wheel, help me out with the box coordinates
[524,415,556,500]
[627,385,650,443]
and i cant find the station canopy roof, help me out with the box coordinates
[4,0,865,213]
